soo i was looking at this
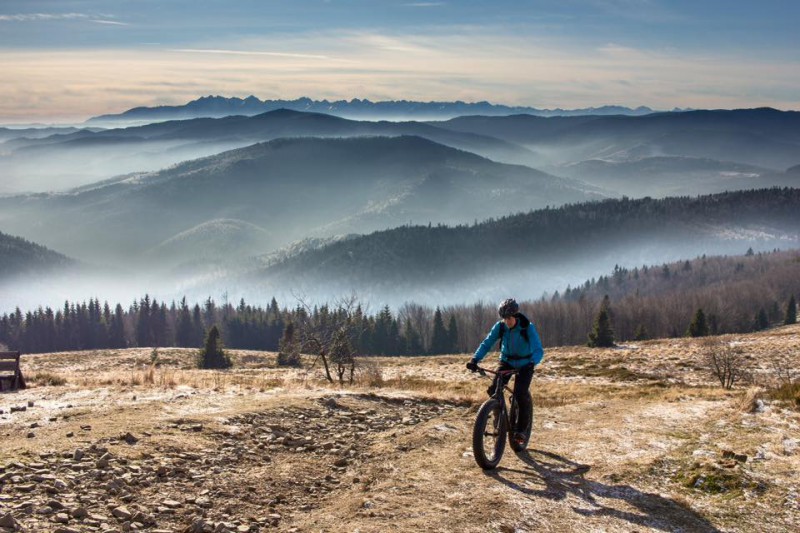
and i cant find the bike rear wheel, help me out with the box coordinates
[472,398,507,470]
[509,392,533,452]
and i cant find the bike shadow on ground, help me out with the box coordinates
[485,448,722,533]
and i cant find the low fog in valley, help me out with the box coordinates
[1,104,799,314]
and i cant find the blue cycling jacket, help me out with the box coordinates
[473,314,544,368]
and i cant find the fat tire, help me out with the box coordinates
[509,392,533,452]
[472,398,507,470]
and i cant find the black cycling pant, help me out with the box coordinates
[489,361,534,433]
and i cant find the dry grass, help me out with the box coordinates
[27,370,68,386]
[738,386,765,413]
[767,382,800,408]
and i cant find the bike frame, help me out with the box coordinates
[477,365,518,430]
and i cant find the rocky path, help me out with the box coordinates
[0,392,461,532]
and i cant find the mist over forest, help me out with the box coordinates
[1,101,799,318]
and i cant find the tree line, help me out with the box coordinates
[0,295,461,357]
[1,249,798,357]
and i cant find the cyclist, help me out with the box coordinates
[467,298,544,446]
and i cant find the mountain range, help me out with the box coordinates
[86,95,658,124]
[0,109,535,194]
[2,100,800,312]
[4,108,798,198]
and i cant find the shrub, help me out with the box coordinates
[277,350,302,368]
[355,358,384,388]
[30,371,67,386]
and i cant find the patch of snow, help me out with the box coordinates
[783,438,798,456]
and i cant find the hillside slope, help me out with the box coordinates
[437,108,800,170]
[244,188,800,306]
[0,231,74,279]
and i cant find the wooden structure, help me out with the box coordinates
[0,351,26,391]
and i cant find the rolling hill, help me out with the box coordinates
[0,136,601,267]
[436,108,800,171]
[1,109,537,194]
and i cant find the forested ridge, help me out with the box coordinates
[2,249,797,356]
[0,231,73,275]
[261,187,800,286]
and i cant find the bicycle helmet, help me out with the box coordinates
[498,298,519,318]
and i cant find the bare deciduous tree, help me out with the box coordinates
[703,339,750,389]
[771,353,797,386]
[294,292,362,384]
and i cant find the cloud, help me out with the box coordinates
[168,48,332,61]
[0,12,124,24]
[0,13,88,22]
[90,19,130,26]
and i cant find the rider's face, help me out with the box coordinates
[503,315,517,328]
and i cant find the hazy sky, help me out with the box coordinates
[1,0,799,122]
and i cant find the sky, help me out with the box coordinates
[1,0,799,123]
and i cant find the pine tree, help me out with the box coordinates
[403,318,424,355]
[447,314,460,353]
[176,298,195,347]
[430,307,450,354]
[687,308,710,337]
[753,307,769,331]
[277,321,301,367]
[109,304,127,348]
[634,324,648,341]
[372,306,393,355]
[151,300,169,347]
[587,295,615,348]
[198,325,231,369]
[785,295,797,325]
[388,318,401,356]
[192,304,204,345]
[136,295,152,347]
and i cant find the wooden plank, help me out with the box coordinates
[0,351,21,360]
[0,360,20,371]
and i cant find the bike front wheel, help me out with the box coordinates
[472,398,507,470]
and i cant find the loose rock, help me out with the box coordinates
[0,513,19,529]
[112,506,132,521]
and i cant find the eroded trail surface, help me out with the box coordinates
[0,391,468,532]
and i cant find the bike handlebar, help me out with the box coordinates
[474,365,519,377]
